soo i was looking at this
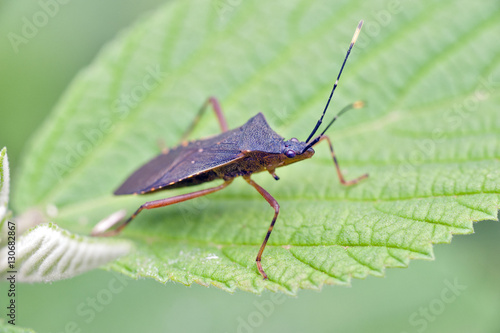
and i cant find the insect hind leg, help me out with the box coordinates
[313,135,368,186]
[180,97,228,143]
[91,179,233,236]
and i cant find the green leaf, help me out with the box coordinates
[0,147,11,244]
[0,147,10,222]
[0,146,131,282]
[0,319,36,333]
[0,223,131,282]
[13,0,500,293]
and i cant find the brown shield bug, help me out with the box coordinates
[93,21,368,280]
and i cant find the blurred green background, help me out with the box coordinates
[0,1,499,332]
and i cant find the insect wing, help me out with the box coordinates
[114,139,241,195]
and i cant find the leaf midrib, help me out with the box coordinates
[54,188,499,225]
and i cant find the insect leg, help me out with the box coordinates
[180,97,228,142]
[92,179,233,236]
[243,175,279,280]
[313,135,368,185]
[157,138,169,154]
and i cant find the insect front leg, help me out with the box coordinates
[180,97,228,143]
[267,168,280,180]
[243,175,280,280]
[92,179,233,236]
[313,135,368,186]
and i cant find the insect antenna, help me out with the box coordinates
[304,20,364,144]
[302,101,364,153]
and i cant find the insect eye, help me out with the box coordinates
[285,150,296,158]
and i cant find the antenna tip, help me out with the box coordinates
[353,100,365,109]
[351,20,364,44]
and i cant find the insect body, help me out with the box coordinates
[114,112,314,196]
[93,21,367,280]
